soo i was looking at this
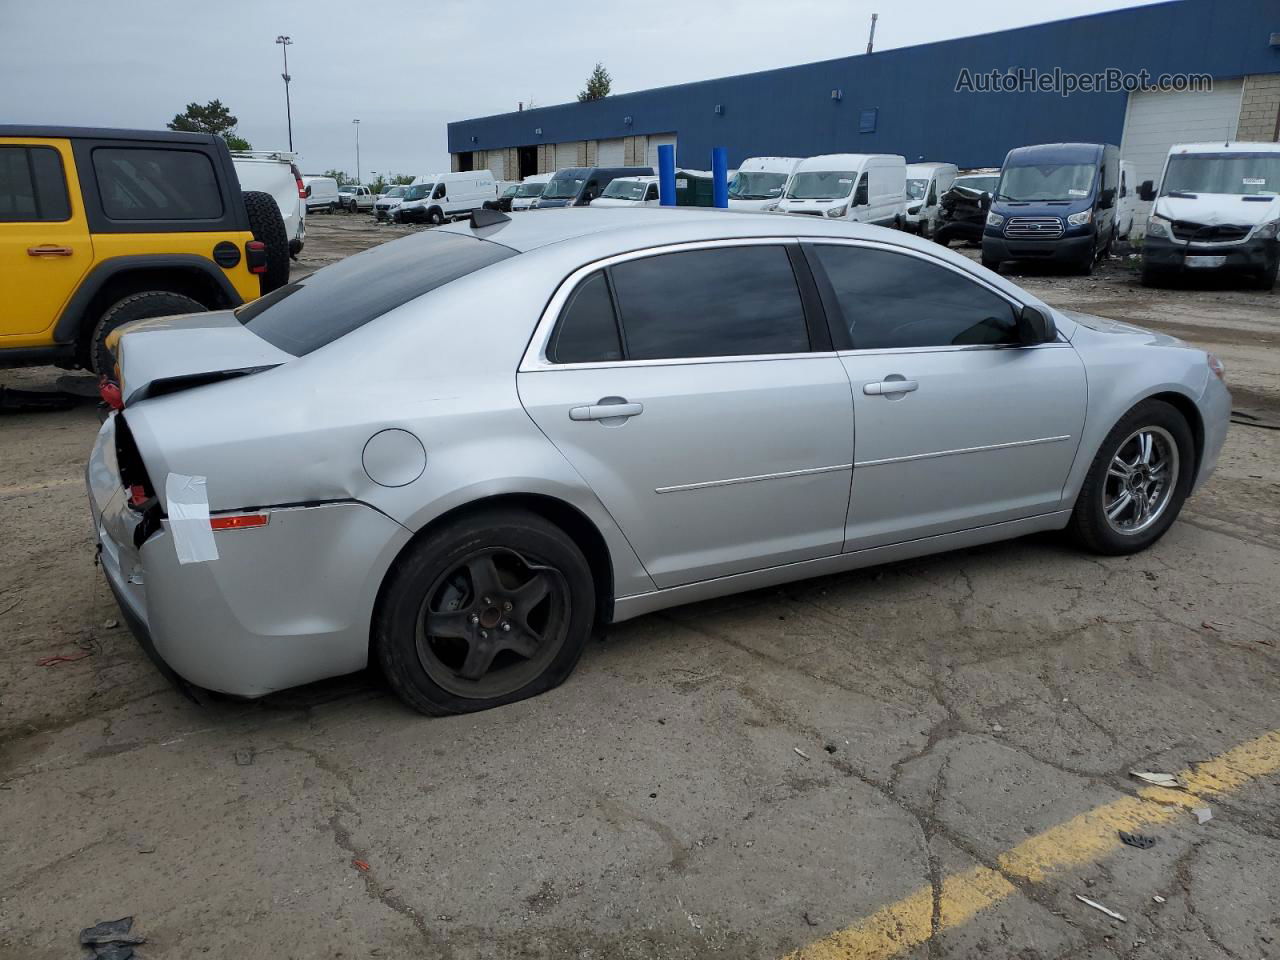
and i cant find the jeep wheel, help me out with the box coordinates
[90,292,205,376]
[242,190,290,295]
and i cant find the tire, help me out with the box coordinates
[375,509,596,716]
[90,291,205,376]
[1251,251,1278,291]
[242,190,290,295]
[1140,263,1165,288]
[1067,399,1195,556]
[428,207,445,226]
[980,256,1000,273]
[1076,248,1095,276]
[328,202,337,214]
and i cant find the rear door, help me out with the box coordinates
[518,240,855,588]
[0,138,92,342]
[805,240,1086,550]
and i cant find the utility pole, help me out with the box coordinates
[352,119,361,185]
[275,35,294,151]
[866,13,878,55]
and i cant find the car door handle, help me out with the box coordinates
[28,245,73,257]
[569,400,644,421]
[864,379,919,396]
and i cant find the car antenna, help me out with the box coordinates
[470,207,510,229]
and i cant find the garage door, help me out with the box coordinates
[1120,80,1243,234]
[597,138,624,167]
[554,141,580,171]
[645,133,677,170]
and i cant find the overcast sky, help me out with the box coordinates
[2,0,1163,180]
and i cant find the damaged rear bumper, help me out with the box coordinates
[88,416,412,698]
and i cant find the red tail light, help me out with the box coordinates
[291,163,306,199]
[245,240,267,275]
[98,377,123,411]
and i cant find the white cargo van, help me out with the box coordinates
[591,176,660,207]
[904,162,958,238]
[776,154,906,226]
[1116,159,1140,240]
[729,157,801,210]
[301,175,340,214]
[232,151,306,257]
[1139,141,1280,289]
[511,173,553,211]
[396,170,497,224]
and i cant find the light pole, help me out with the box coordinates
[352,119,361,185]
[275,35,294,151]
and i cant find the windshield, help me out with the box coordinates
[1163,153,1280,197]
[339,185,355,194]
[602,179,649,201]
[787,171,857,200]
[515,183,545,197]
[403,183,432,201]
[729,171,788,200]
[385,186,408,198]
[542,177,585,199]
[502,185,519,197]
[906,178,929,200]
[236,231,514,356]
[955,175,999,193]
[997,163,1095,202]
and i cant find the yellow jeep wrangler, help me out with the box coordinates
[0,125,290,374]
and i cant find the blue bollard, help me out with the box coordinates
[658,144,676,207]
[712,147,729,208]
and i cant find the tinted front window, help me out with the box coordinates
[1163,153,1280,197]
[787,171,856,199]
[543,177,584,199]
[515,183,545,197]
[403,183,431,200]
[0,146,70,221]
[812,245,1018,350]
[955,175,998,193]
[237,230,515,356]
[610,246,809,360]
[997,162,1095,202]
[548,271,622,364]
[730,171,787,200]
[602,179,649,200]
[906,178,928,200]
[92,148,223,220]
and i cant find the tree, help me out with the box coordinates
[391,174,416,185]
[323,169,351,185]
[168,99,252,151]
[577,63,612,102]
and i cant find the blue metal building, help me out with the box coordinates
[448,0,1279,184]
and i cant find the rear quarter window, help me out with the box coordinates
[236,229,515,356]
[92,147,223,220]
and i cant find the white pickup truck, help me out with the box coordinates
[231,151,307,258]
[339,184,375,213]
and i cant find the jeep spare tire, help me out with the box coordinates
[242,190,290,295]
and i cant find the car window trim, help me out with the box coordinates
[798,237,1066,353]
[521,237,832,372]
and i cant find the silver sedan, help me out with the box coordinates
[87,208,1231,714]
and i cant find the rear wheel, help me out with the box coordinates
[89,291,205,376]
[1140,262,1165,288]
[1067,399,1194,555]
[242,190,290,294]
[1252,250,1278,291]
[375,509,596,716]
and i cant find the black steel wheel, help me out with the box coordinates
[375,509,595,715]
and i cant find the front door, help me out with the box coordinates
[519,241,855,588]
[804,241,1087,551]
[0,139,92,342]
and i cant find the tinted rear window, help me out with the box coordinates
[236,230,515,356]
[92,147,223,220]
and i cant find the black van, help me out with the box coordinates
[982,143,1120,275]
[533,166,654,208]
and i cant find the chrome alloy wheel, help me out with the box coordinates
[1103,425,1179,535]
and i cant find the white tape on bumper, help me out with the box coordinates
[166,473,219,565]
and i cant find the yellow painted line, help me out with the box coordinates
[785,729,1280,960]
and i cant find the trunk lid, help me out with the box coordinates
[111,310,292,406]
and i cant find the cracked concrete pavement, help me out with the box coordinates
[2,218,1278,959]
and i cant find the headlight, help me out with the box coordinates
[1067,209,1092,226]
[986,212,1004,228]
[826,204,848,218]
[1146,215,1171,239]
[1252,219,1280,240]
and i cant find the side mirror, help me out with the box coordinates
[980,191,992,209]
[1137,180,1156,202]
[1017,305,1056,345]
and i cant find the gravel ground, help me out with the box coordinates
[1,215,1277,959]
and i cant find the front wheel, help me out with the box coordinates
[428,207,445,226]
[1067,399,1194,555]
[980,255,1000,273]
[375,509,596,715]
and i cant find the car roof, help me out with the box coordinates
[0,124,219,145]
[1005,143,1109,164]
[438,206,926,255]
[1169,141,1280,155]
